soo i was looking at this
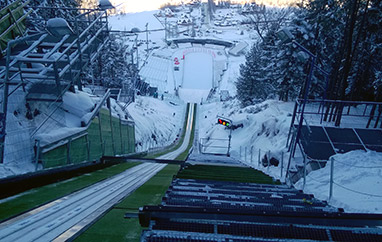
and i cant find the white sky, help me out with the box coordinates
[111,0,180,13]
[111,0,297,13]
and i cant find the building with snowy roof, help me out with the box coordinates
[228,41,248,56]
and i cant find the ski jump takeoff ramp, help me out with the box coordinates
[179,52,213,103]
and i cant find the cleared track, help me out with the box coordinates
[0,104,195,242]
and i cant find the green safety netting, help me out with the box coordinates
[0,0,30,56]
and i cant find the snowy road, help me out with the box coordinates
[0,104,195,241]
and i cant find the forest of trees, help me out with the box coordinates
[236,0,382,107]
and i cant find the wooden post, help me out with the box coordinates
[67,138,72,164]
[258,149,261,167]
[34,140,40,171]
[280,151,284,178]
[107,97,115,156]
[98,113,104,157]
[329,157,334,201]
[85,135,90,161]
[119,117,123,154]
[250,146,253,163]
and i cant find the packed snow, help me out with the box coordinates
[183,52,213,90]
[295,150,382,213]
[127,96,185,152]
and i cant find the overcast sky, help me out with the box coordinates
[110,0,296,13]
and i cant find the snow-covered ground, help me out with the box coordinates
[198,98,382,214]
[127,96,185,152]
[180,52,213,103]
[295,150,382,213]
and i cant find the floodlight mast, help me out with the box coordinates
[277,28,329,182]
[276,28,316,181]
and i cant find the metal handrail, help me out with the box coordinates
[81,89,110,127]
[298,98,382,106]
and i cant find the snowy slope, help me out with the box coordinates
[198,99,382,214]
[127,96,185,152]
[295,150,382,213]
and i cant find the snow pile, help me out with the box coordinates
[34,90,97,147]
[127,96,185,151]
[34,127,86,148]
[62,91,96,126]
[199,99,293,159]
[295,150,382,213]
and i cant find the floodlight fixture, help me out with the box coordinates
[46,18,74,37]
[131,27,141,33]
[297,51,310,62]
[99,0,114,10]
[276,28,294,44]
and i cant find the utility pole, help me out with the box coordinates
[145,23,149,57]
[227,128,232,157]
[134,34,139,68]
[130,48,135,102]
[164,18,167,41]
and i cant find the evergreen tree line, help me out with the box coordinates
[90,36,134,89]
[236,0,382,107]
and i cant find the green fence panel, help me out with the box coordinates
[88,116,103,161]
[112,117,122,155]
[0,0,28,53]
[99,109,113,156]
[121,125,128,154]
[39,107,136,169]
[70,136,88,164]
[127,125,135,154]
[42,145,68,168]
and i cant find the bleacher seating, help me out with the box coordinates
[139,56,170,92]
[139,175,382,241]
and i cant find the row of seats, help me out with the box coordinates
[139,170,382,241]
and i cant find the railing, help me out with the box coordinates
[287,99,382,154]
[235,146,286,182]
[199,137,229,155]
[293,99,382,129]
[285,98,382,186]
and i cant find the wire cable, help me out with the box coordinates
[305,174,382,198]
[332,158,382,169]
[333,181,382,198]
